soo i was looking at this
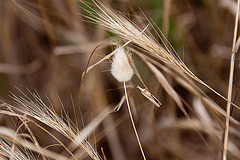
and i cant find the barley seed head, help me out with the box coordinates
[111,47,134,82]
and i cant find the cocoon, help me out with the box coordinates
[111,48,134,82]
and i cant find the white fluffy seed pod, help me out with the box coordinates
[111,48,134,82]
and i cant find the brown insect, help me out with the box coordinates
[136,85,161,107]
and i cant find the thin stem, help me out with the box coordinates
[123,82,146,160]
[222,0,239,159]
[163,0,172,37]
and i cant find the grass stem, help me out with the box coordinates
[222,0,239,159]
[123,82,146,160]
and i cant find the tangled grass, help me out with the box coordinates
[0,0,240,159]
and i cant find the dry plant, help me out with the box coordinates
[0,0,240,159]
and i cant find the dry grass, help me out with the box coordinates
[0,0,240,159]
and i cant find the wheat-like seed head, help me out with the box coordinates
[0,138,30,160]
[9,91,102,160]
[111,47,134,82]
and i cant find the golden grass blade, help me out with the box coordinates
[79,107,111,141]
[192,98,217,134]
[146,61,187,115]
[127,53,148,89]
[202,97,240,126]
[132,47,240,127]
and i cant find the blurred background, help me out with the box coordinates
[0,0,240,159]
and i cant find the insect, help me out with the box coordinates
[136,85,162,107]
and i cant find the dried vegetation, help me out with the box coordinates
[0,0,240,159]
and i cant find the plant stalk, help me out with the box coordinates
[222,0,239,159]
[123,82,146,160]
